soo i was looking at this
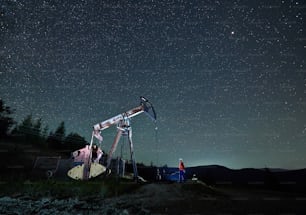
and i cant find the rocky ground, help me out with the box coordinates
[1,181,306,215]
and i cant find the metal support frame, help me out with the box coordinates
[106,118,138,180]
[127,127,138,180]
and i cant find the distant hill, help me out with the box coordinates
[136,164,306,193]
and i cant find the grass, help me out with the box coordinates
[0,178,142,199]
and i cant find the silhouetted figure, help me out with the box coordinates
[91,144,103,163]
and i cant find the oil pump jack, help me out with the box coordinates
[67,96,156,180]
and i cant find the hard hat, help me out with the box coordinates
[179,158,183,161]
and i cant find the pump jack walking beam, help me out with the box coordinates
[93,97,156,131]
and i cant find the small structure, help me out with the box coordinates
[192,174,198,182]
[32,156,61,178]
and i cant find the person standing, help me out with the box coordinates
[92,144,103,163]
[178,158,185,183]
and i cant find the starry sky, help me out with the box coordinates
[1,0,306,169]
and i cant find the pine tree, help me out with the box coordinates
[54,121,65,143]
[18,114,33,136]
[47,121,66,150]
[0,99,15,138]
[64,132,87,151]
[42,125,49,139]
[32,118,42,138]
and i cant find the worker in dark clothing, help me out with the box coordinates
[91,144,103,163]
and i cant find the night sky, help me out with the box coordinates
[1,0,306,169]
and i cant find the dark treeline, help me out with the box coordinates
[0,99,87,154]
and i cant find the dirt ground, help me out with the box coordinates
[121,182,306,214]
[1,181,306,214]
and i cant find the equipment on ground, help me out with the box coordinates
[67,96,156,180]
